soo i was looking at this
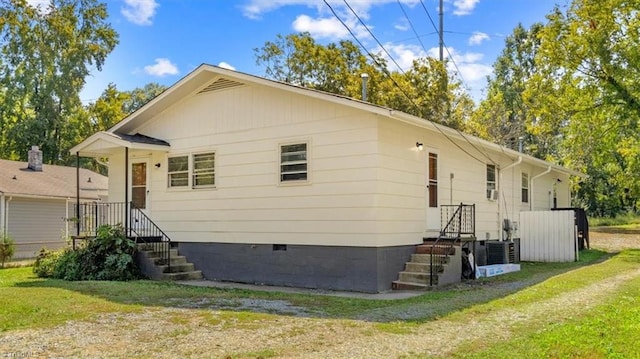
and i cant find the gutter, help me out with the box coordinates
[530,166,552,210]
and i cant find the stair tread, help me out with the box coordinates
[391,280,430,288]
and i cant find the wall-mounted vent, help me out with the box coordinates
[198,78,244,94]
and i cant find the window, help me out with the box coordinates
[168,155,188,187]
[280,143,307,182]
[428,152,438,208]
[193,152,215,187]
[521,172,529,203]
[167,152,215,188]
[486,164,496,199]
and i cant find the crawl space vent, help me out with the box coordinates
[198,78,244,94]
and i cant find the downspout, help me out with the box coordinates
[530,166,552,211]
[498,156,522,241]
[125,147,129,236]
[0,191,5,236]
[76,152,80,237]
[65,197,70,240]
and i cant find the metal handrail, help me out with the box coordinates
[129,203,172,272]
[430,203,475,286]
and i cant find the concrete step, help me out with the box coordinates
[391,280,431,290]
[162,270,203,281]
[416,244,457,255]
[139,248,179,259]
[410,253,449,264]
[397,271,432,284]
[156,262,195,273]
[405,262,431,273]
[153,255,187,266]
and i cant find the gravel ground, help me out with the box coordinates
[0,229,638,359]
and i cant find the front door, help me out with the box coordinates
[426,151,440,232]
[130,161,149,213]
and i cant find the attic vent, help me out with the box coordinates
[198,78,244,94]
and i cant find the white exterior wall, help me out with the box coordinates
[109,84,386,246]
[104,82,575,247]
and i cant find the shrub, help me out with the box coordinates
[33,224,141,281]
[0,234,16,268]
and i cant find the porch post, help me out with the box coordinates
[124,147,129,236]
[76,152,80,237]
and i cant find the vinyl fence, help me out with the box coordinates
[519,210,578,262]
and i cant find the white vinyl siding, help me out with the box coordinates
[7,198,69,258]
[168,155,188,187]
[280,143,307,182]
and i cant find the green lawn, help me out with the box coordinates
[1,248,639,358]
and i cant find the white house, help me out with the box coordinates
[0,146,108,258]
[71,65,581,292]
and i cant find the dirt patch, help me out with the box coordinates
[589,229,640,253]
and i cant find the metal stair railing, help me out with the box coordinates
[73,202,172,272]
[430,203,475,286]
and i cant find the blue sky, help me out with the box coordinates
[60,0,563,103]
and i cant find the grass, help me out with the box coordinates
[1,248,639,357]
[589,213,640,227]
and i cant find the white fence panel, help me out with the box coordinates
[519,210,577,262]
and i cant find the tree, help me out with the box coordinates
[468,23,545,154]
[0,0,118,164]
[255,33,473,129]
[525,0,640,215]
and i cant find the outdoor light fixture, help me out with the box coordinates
[155,163,161,168]
[416,142,424,151]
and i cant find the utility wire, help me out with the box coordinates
[323,0,487,164]
[342,0,406,75]
[396,0,429,55]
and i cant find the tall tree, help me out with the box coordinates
[526,0,640,215]
[467,23,544,154]
[0,0,118,163]
[254,33,473,129]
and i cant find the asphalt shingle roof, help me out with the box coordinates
[0,159,107,200]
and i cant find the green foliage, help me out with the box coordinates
[590,214,640,227]
[33,224,140,281]
[0,234,16,268]
[254,32,473,129]
[0,0,118,163]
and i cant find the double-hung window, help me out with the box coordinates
[280,143,307,182]
[168,155,188,187]
[486,164,496,199]
[167,152,215,188]
[193,153,215,187]
[521,172,529,203]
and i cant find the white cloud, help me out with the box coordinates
[292,14,370,40]
[376,43,426,71]
[468,31,489,45]
[241,0,420,20]
[394,17,410,31]
[452,0,479,16]
[218,62,236,71]
[122,0,159,26]
[144,58,179,77]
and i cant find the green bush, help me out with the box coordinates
[33,224,140,281]
[0,234,16,268]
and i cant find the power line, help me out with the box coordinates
[396,0,429,55]
[323,0,488,164]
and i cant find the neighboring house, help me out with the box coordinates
[0,146,108,258]
[71,64,581,292]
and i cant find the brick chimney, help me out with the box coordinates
[28,145,43,171]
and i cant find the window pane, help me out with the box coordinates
[132,163,146,186]
[132,187,146,209]
[168,156,188,172]
[194,153,214,170]
[281,143,307,182]
[486,164,496,182]
[169,172,188,187]
[194,173,215,186]
[193,152,215,187]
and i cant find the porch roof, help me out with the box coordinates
[70,132,170,157]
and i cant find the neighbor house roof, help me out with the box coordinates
[72,63,583,177]
[0,159,108,200]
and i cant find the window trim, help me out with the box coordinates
[166,151,217,190]
[486,164,496,199]
[279,141,310,184]
[192,152,216,188]
[167,155,189,188]
[521,172,529,204]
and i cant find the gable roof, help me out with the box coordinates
[75,63,582,177]
[0,159,108,200]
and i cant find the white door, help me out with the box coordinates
[426,151,440,231]
[130,160,149,214]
